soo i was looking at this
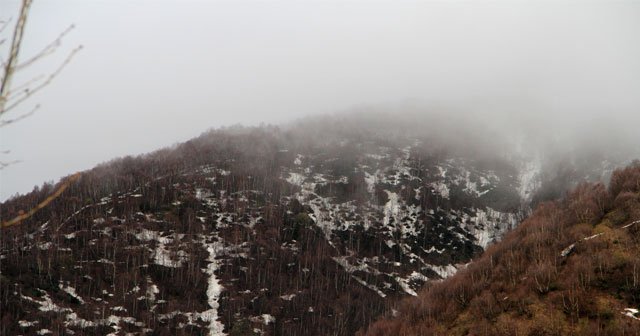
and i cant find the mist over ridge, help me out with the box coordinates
[2,0,639,200]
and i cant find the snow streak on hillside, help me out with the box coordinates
[282,141,526,298]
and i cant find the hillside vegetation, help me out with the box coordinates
[0,123,524,335]
[363,163,640,335]
[1,117,636,335]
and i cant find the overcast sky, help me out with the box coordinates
[1,0,639,200]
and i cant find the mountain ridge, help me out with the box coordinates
[1,115,634,335]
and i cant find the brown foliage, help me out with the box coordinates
[609,162,640,199]
[363,162,640,335]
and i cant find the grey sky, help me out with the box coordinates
[1,0,639,200]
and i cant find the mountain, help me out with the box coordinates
[362,163,640,335]
[0,113,633,335]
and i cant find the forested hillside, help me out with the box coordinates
[363,163,640,335]
[0,115,635,335]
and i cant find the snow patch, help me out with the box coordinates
[262,314,275,325]
[59,282,85,304]
[19,320,39,327]
[286,172,306,186]
[622,308,640,320]
[517,159,541,201]
[200,237,226,335]
[431,181,450,199]
[431,264,458,279]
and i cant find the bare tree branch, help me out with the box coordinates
[6,73,44,98]
[1,172,82,228]
[0,18,11,39]
[0,0,82,232]
[0,103,38,127]
[14,24,75,71]
[0,0,30,115]
[0,159,22,170]
[1,45,82,114]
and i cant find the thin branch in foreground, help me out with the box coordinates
[15,24,75,71]
[0,19,11,47]
[1,172,81,228]
[0,103,38,127]
[0,18,11,35]
[1,45,82,114]
[6,74,44,98]
[0,0,30,114]
[0,159,21,169]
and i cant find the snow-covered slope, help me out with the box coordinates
[1,123,626,336]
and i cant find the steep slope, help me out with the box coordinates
[0,115,630,335]
[363,163,640,335]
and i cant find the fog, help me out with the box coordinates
[1,0,639,200]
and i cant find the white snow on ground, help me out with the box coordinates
[146,278,159,302]
[381,190,421,239]
[19,320,38,327]
[250,314,277,326]
[394,275,418,296]
[430,264,458,279]
[135,229,187,268]
[622,220,640,229]
[558,225,638,257]
[196,188,214,200]
[424,246,445,254]
[584,233,604,241]
[383,191,399,228]
[334,254,435,297]
[286,172,306,186]
[437,166,447,178]
[409,271,429,282]
[262,314,276,325]
[280,294,296,301]
[517,159,542,201]
[464,207,518,249]
[333,255,380,274]
[332,255,388,297]
[364,171,379,193]
[59,282,85,304]
[294,154,303,165]
[623,308,640,320]
[248,215,262,229]
[351,275,387,298]
[560,243,576,257]
[560,221,640,258]
[281,143,519,299]
[154,252,243,336]
[431,181,450,199]
[154,246,187,268]
[286,173,337,240]
[20,289,131,330]
[65,312,97,328]
[200,237,226,336]
[21,290,71,313]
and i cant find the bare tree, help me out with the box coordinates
[1,0,82,227]
[1,0,82,163]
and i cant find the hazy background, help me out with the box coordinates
[1,0,639,200]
